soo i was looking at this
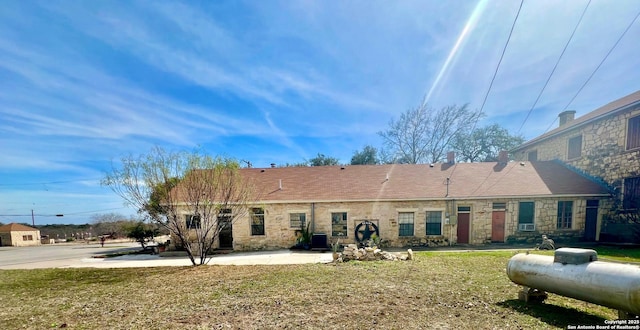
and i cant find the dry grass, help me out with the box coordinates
[0,250,628,329]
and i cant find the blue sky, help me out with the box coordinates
[2,0,640,225]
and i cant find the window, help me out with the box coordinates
[518,202,534,223]
[331,212,347,236]
[217,208,232,228]
[185,215,201,229]
[557,201,573,229]
[398,212,414,236]
[624,177,640,209]
[219,208,232,216]
[627,115,640,150]
[426,211,442,235]
[528,150,538,161]
[290,213,306,229]
[568,135,582,159]
[492,202,506,210]
[251,208,265,235]
[22,235,33,241]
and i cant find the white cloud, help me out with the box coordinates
[1,1,640,223]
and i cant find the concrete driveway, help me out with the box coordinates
[0,242,141,269]
[72,250,334,268]
[0,244,334,269]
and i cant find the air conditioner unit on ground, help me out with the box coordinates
[518,223,535,231]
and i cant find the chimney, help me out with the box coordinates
[558,110,576,127]
[498,150,509,164]
[446,151,455,164]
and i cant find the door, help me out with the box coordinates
[584,200,598,241]
[219,218,233,249]
[457,213,470,244]
[491,211,505,242]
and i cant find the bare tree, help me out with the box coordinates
[102,147,256,266]
[378,102,483,164]
[90,213,129,238]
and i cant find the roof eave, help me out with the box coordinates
[253,193,611,204]
[513,98,640,152]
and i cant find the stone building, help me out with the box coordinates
[512,90,640,241]
[175,158,609,251]
[0,223,41,247]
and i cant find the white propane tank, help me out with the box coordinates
[507,248,640,315]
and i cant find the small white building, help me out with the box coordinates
[0,223,41,247]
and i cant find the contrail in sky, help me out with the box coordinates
[423,0,489,107]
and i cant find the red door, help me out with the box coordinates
[457,213,470,244]
[491,211,505,242]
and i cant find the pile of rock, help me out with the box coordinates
[337,244,413,262]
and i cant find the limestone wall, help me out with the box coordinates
[454,198,591,245]
[232,200,455,250]
[228,197,599,250]
[515,106,640,187]
[9,230,41,247]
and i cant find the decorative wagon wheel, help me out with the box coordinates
[354,221,379,244]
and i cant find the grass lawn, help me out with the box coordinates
[0,248,637,329]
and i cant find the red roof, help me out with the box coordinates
[0,223,39,232]
[240,162,610,203]
[515,89,640,150]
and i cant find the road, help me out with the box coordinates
[0,242,336,269]
[0,242,141,269]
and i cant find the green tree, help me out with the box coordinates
[379,101,483,163]
[103,146,257,266]
[125,221,158,249]
[144,177,180,221]
[308,153,340,166]
[452,124,525,162]
[350,145,380,165]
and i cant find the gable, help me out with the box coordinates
[514,90,640,151]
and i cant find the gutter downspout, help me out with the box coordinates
[311,202,315,233]
[446,177,451,246]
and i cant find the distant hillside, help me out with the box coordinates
[36,223,93,239]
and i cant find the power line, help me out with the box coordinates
[560,8,640,112]
[62,207,132,216]
[517,0,591,135]
[0,214,63,217]
[478,0,524,117]
[542,117,559,135]
[0,178,103,186]
[0,207,132,217]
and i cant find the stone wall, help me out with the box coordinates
[503,199,593,244]
[514,106,640,188]
[232,200,457,250]
[7,230,41,247]
[194,197,600,251]
[513,105,640,242]
[505,230,583,245]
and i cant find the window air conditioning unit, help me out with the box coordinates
[518,223,535,231]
